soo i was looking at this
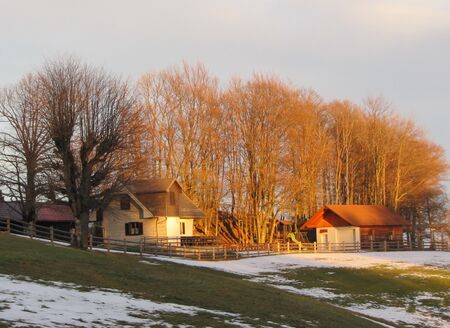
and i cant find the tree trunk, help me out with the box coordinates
[79,211,90,250]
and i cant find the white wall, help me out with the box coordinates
[166,217,194,237]
[316,226,360,250]
[179,218,193,237]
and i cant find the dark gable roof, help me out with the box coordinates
[179,193,205,218]
[0,202,22,221]
[124,179,205,219]
[126,178,177,194]
[325,205,410,226]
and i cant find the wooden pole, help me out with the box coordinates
[224,246,227,260]
[106,238,110,253]
[89,234,93,250]
[6,218,10,233]
[277,242,280,254]
[70,229,75,246]
[29,222,34,239]
[313,242,317,253]
[123,238,127,254]
[212,247,216,260]
[383,240,387,252]
[287,241,290,253]
[50,226,54,245]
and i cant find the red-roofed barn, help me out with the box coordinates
[301,205,411,248]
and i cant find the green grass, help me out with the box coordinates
[278,265,450,324]
[0,234,386,328]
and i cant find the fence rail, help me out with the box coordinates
[0,216,448,261]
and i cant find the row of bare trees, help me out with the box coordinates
[1,58,448,246]
[137,63,448,243]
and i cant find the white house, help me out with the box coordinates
[96,179,205,242]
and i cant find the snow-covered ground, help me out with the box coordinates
[145,251,450,327]
[0,275,246,328]
[146,251,450,275]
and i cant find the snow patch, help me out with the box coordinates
[146,251,450,275]
[0,275,243,327]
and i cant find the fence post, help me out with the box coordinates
[236,246,239,259]
[6,218,10,233]
[212,247,216,260]
[198,248,201,260]
[257,244,260,256]
[183,245,186,258]
[267,243,271,255]
[313,242,317,253]
[106,238,110,253]
[29,222,34,239]
[123,238,127,254]
[49,226,54,245]
[277,242,280,254]
[370,240,373,251]
[169,244,172,258]
[89,233,93,251]
[287,241,290,253]
[383,240,387,252]
[139,240,143,258]
[224,246,227,260]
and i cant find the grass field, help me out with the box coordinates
[275,265,450,326]
[0,234,388,328]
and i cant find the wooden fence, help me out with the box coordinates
[0,217,448,261]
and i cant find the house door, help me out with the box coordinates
[320,233,329,244]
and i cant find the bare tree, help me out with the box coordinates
[0,74,50,222]
[39,58,141,248]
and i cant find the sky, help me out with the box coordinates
[0,0,449,189]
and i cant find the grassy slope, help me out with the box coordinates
[0,234,384,328]
[281,266,450,320]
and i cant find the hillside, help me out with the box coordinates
[0,234,388,327]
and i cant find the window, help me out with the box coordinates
[120,195,131,210]
[180,222,186,235]
[169,191,176,205]
[125,222,143,236]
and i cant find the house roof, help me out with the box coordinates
[0,202,22,221]
[325,205,410,226]
[126,178,177,194]
[124,179,206,219]
[179,193,206,218]
[37,205,74,222]
[301,205,410,229]
[0,202,74,222]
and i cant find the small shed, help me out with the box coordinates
[301,205,410,246]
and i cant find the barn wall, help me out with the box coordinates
[360,226,404,242]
